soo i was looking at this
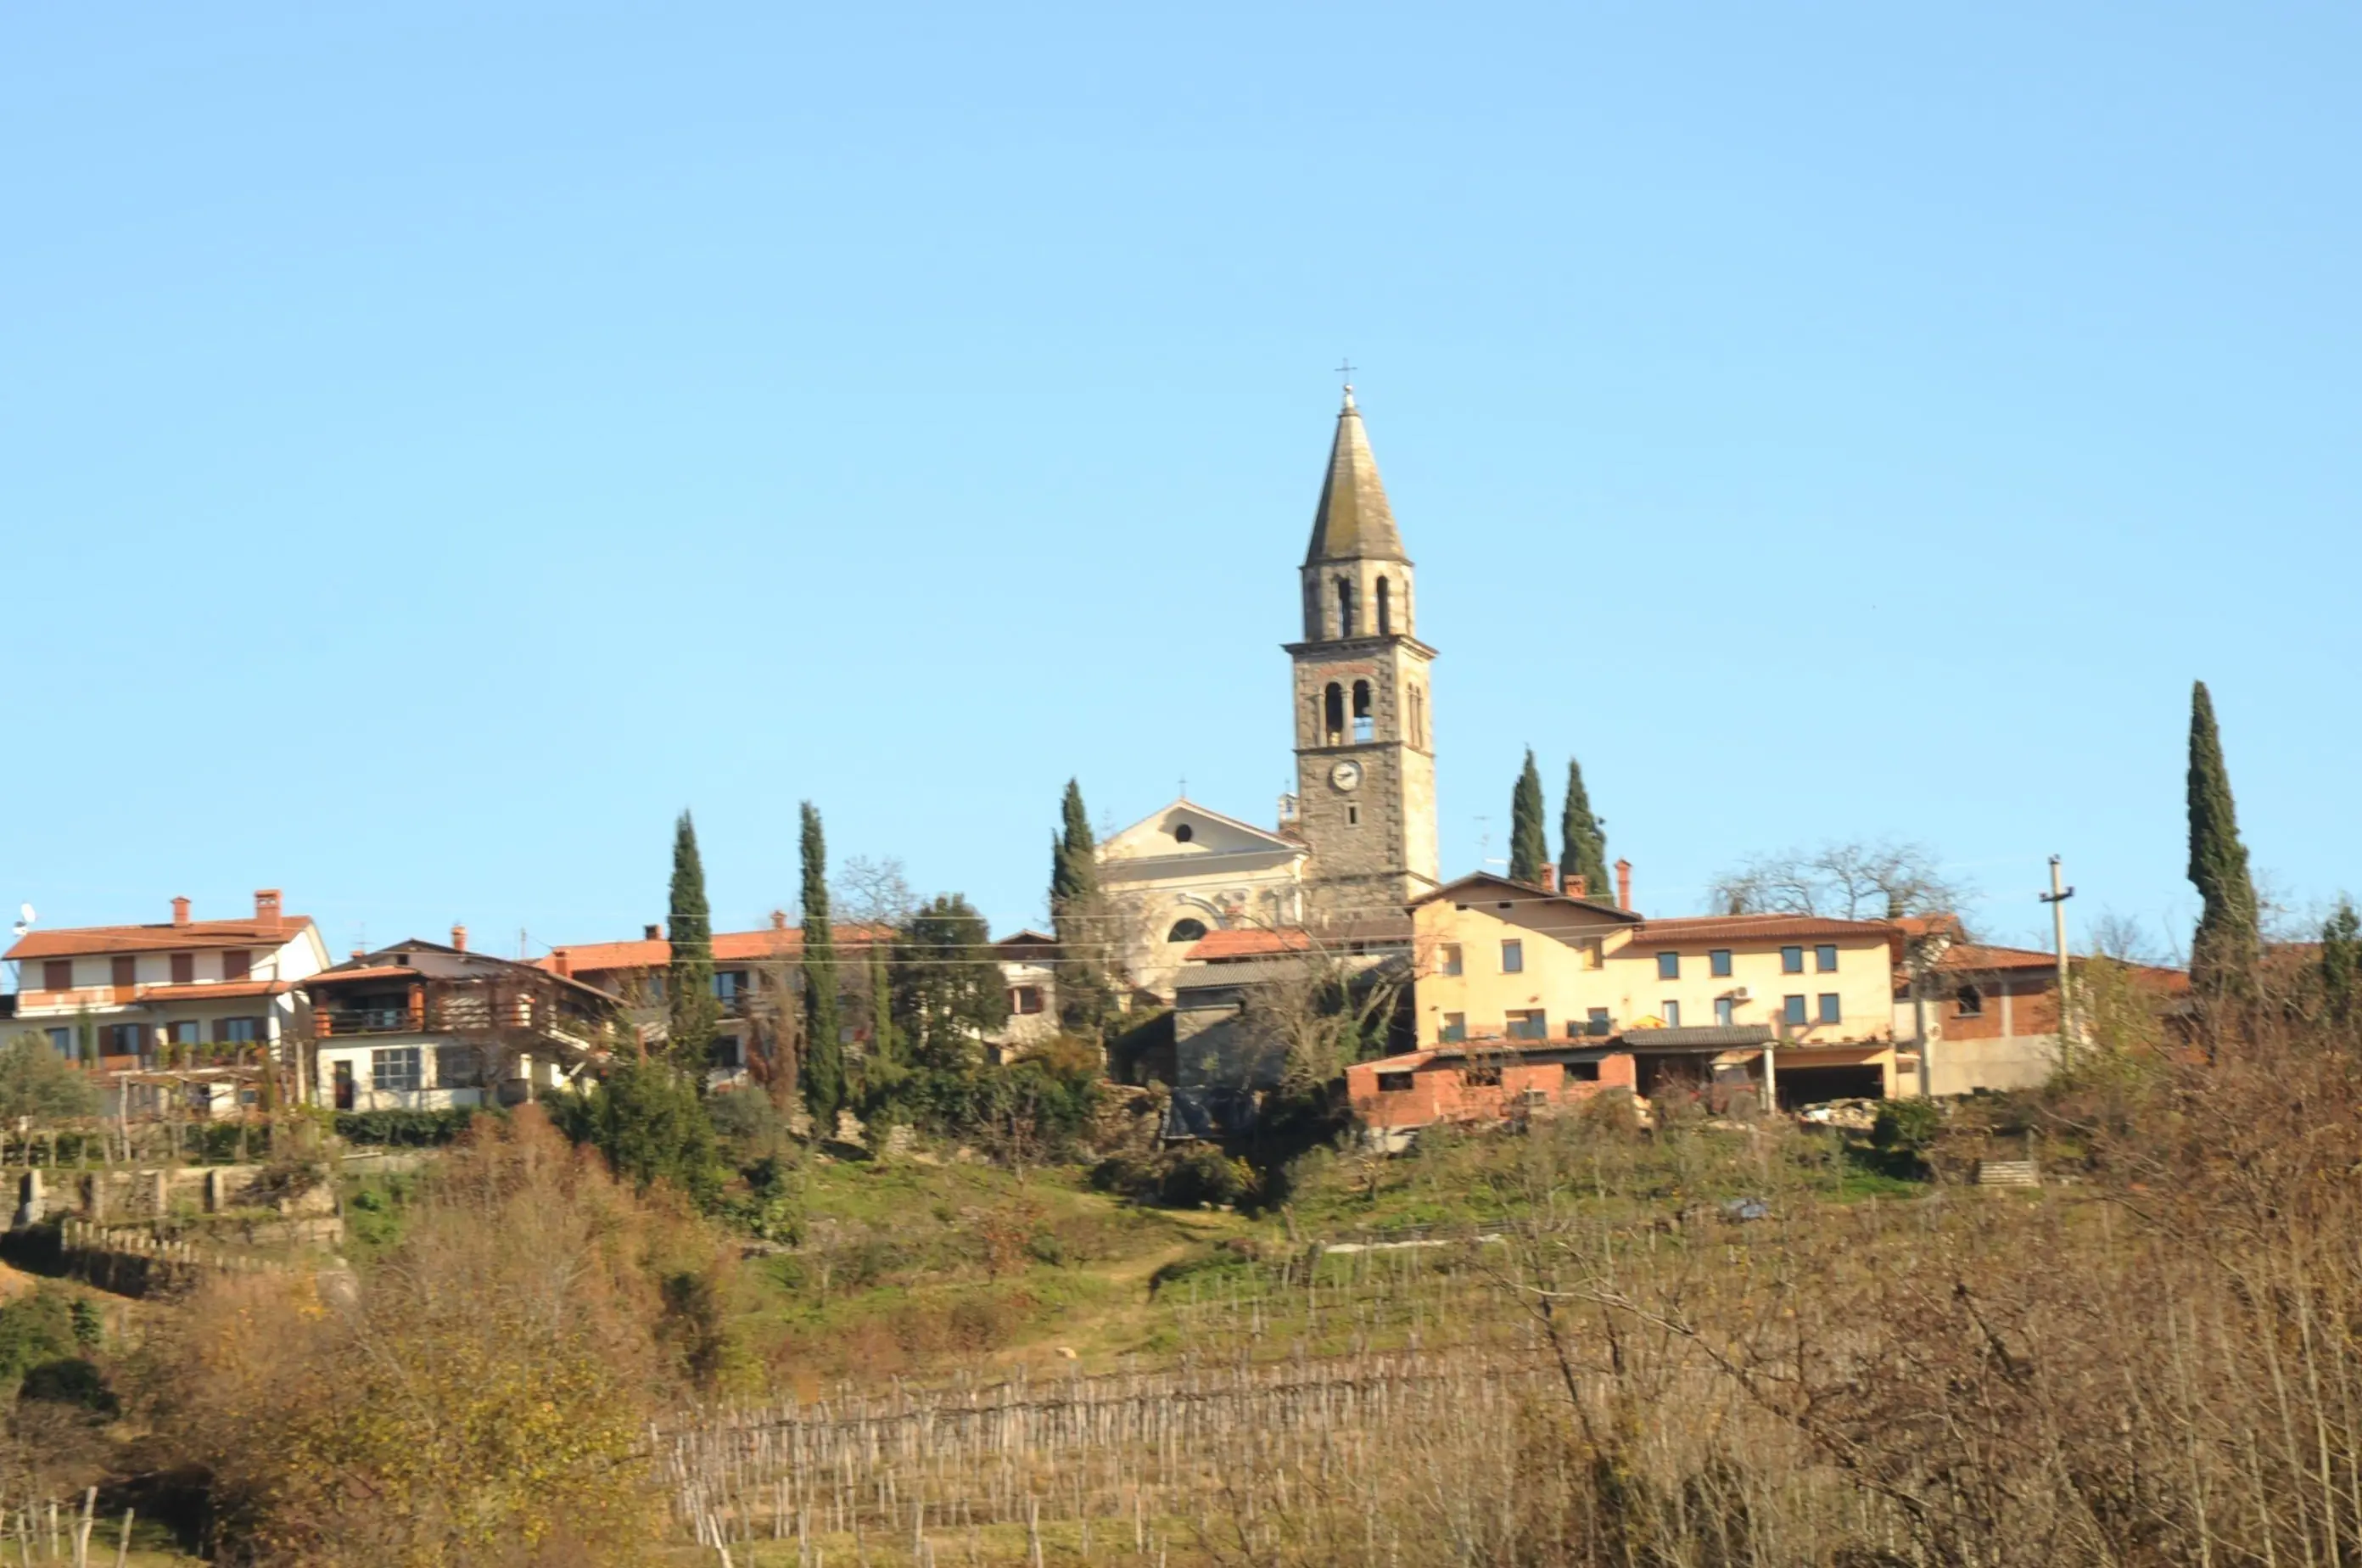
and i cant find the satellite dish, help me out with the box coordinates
[9,904,29,938]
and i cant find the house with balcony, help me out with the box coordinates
[302,935,620,1112]
[2,892,331,1106]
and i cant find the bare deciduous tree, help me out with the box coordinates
[1708,837,1970,923]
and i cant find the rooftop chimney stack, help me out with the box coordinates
[552,948,573,978]
[1569,875,1587,899]
[350,948,366,960]
[1615,859,1633,911]
[451,923,468,952]
[255,889,283,931]
[643,924,662,942]
[771,909,788,931]
[171,897,191,927]
[1538,865,1557,893]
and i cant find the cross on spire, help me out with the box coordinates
[1334,356,1357,388]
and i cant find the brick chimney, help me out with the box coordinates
[551,947,573,978]
[771,909,788,931]
[1569,875,1587,899]
[171,896,191,927]
[1615,859,1633,911]
[451,923,468,952]
[1538,865,1557,893]
[643,924,662,942]
[254,889,283,931]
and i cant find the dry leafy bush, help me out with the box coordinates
[144,1107,737,1567]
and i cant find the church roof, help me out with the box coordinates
[1304,388,1407,565]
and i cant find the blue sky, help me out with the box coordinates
[4,2,2355,964]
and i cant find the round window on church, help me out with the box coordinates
[1173,824,1194,843]
[1167,918,1209,944]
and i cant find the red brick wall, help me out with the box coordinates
[1349,1052,1636,1131]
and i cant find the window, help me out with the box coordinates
[1660,1001,1681,1028]
[170,952,194,985]
[1376,575,1392,635]
[1346,805,1359,826]
[217,1016,265,1044]
[1352,680,1374,742]
[1507,1009,1548,1039]
[1462,1062,1503,1087]
[1780,946,1804,974]
[1564,1060,1600,1083]
[1586,1007,1611,1036]
[1377,1071,1414,1093]
[166,1021,201,1045]
[1714,997,1735,1027]
[221,949,252,982]
[41,961,70,993]
[1817,993,1842,1025]
[371,1047,422,1093]
[42,1029,70,1059]
[1013,985,1045,1015]
[1166,918,1209,944]
[1501,940,1524,974]
[712,970,747,1003]
[1782,994,1808,1028]
[436,1045,482,1087]
[1335,576,1357,637]
[1440,944,1463,977]
[1710,949,1732,978]
[1955,984,1984,1017]
[104,1023,144,1057]
[1656,951,1680,980]
[111,956,137,989]
[1816,944,1839,973]
[1324,682,1345,742]
[1171,823,1195,846]
[1438,1013,1467,1044]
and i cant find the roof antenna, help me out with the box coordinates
[11,904,32,939]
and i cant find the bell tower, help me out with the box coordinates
[1286,386,1439,921]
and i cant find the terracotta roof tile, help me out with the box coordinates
[1634,914,1895,944]
[6,919,316,961]
[535,923,896,975]
[129,980,293,1002]
[1185,929,1313,960]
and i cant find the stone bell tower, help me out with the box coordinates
[1286,386,1439,922]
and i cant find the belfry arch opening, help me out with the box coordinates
[1335,577,1357,638]
[1352,680,1374,742]
[1376,576,1392,635]
[1324,682,1346,744]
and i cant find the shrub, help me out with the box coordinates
[1161,1144,1252,1209]
[1871,1098,1944,1156]
[0,1035,98,1122]
[334,1107,481,1147]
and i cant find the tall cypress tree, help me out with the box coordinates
[667,811,719,1062]
[2320,899,2359,1025]
[2187,680,2260,989]
[1050,779,1113,1035]
[1508,749,1549,886]
[800,801,845,1131]
[1557,756,1610,901]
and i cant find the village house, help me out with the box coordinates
[304,932,618,1112]
[2,892,331,1102]
[1346,1038,1638,1150]
[982,929,1061,1060]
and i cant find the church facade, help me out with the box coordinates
[1099,387,1441,994]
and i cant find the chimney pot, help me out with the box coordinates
[350,948,366,960]
[1615,859,1633,911]
[451,923,468,952]
[1538,865,1556,893]
[254,888,283,931]
[644,924,662,942]
[1570,875,1587,899]
[771,909,788,931]
[171,897,191,927]
[552,947,573,978]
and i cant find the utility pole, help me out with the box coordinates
[2040,855,2076,1069]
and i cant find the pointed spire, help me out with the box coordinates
[1304,385,1407,564]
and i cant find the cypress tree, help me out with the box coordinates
[1557,756,1610,901]
[2186,680,2260,989]
[2321,899,2360,1024]
[666,811,719,1062]
[1508,749,1549,886]
[800,802,845,1133]
[1050,779,1113,1035]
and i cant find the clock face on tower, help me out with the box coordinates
[1329,760,1363,792]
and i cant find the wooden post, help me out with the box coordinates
[113,1511,132,1568]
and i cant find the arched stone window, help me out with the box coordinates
[1324,682,1346,744]
[1335,577,1357,637]
[1376,576,1392,636]
[1167,918,1209,944]
[1302,579,1320,640]
[1352,680,1374,742]
[1408,684,1424,748]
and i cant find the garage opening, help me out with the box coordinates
[1776,1064,1885,1110]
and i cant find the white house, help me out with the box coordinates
[1096,799,1311,997]
[3,890,331,1073]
